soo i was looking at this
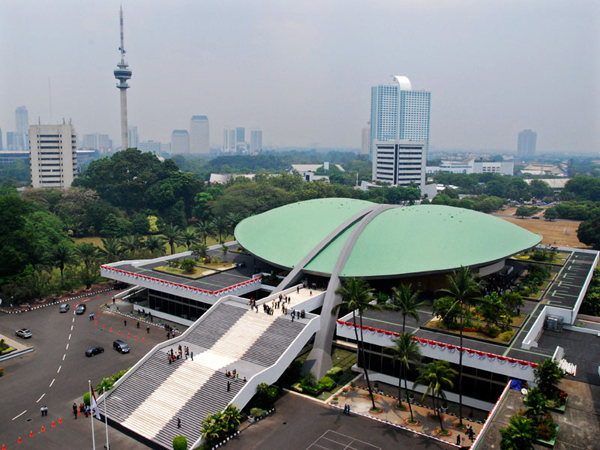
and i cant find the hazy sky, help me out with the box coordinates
[1,0,598,152]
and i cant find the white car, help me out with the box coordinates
[15,328,32,339]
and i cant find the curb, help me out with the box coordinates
[0,288,114,315]
[0,346,34,362]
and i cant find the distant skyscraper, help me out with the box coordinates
[30,123,78,188]
[0,127,3,150]
[236,127,245,145]
[128,126,139,149]
[113,6,132,149]
[82,133,111,152]
[517,130,537,159]
[222,128,236,153]
[6,132,18,150]
[189,116,210,155]
[139,140,161,155]
[15,106,29,150]
[171,130,190,154]
[250,129,263,153]
[361,125,370,155]
[369,76,431,160]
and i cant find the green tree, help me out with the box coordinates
[543,207,558,221]
[172,435,188,450]
[523,387,547,422]
[181,227,200,249]
[436,266,483,426]
[162,224,184,255]
[97,237,121,263]
[179,259,196,274]
[388,284,426,333]
[50,243,75,283]
[387,333,421,422]
[499,414,537,450]
[332,277,382,411]
[76,243,99,269]
[502,292,524,315]
[534,358,565,400]
[212,216,229,243]
[577,217,600,250]
[191,243,208,261]
[144,235,167,256]
[196,220,216,245]
[413,360,457,431]
[119,235,143,257]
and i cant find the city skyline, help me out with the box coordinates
[0,1,598,153]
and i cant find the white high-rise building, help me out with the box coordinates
[250,129,263,153]
[372,139,426,188]
[517,130,537,159]
[361,125,370,155]
[139,140,161,155]
[370,76,431,160]
[190,116,210,155]
[222,128,236,153]
[29,124,78,188]
[128,126,139,149]
[171,130,190,155]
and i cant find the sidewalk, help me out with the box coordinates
[329,386,482,447]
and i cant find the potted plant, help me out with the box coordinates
[332,396,339,405]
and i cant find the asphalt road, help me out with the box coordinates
[226,392,454,450]
[0,292,162,450]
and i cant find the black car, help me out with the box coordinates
[113,340,130,354]
[75,304,86,315]
[59,304,69,313]
[15,328,32,339]
[85,347,104,357]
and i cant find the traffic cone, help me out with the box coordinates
[97,295,100,298]
[98,312,101,315]
[30,431,33,437]
[52,421,55,427]
[142,338,145,342]
[102,324,105,329]
[58,418,62,424]
[127,333,130,338]
[117,290,119,293]
[134,336,137,340]
[87,297,89,301]
[110,327,112,332]
[41,426,45,432]
[3,443,6,449]
[118,330,121,335]
[106,292,109,296]
[18,436,22,443]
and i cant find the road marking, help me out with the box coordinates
[57,366,61,373]
[69,334,71,340]
[49,378,55,387]
[12,410,27,420]
[66,343,69,350]
[71,325,73,331]
[63,354,66,361]
[36,393,45,403]
[72,317,75,322]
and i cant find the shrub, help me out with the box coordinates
[250,408,266,419]
[532,251,547,262]
[83,392,91,406]
[325,366,343,382]
[301,372,317,388]
[179,259,196,274]
[488,325,501,338]
[172,435,188,450]
[500,330,514,342]
[318,376,336,391]
[111,368,129,382]
[251,383,278,410]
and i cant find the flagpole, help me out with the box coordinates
[104,386,110,450]
[89,380,96,450]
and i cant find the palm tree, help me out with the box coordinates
[50,243,74,282]
[436,266,483,426]
[181,227,200,249]
[212,216,229,244]
[196,220,216,245]
[76,243,99,269]
[413,360,457,431]
[191,243,208,261]
[500,414,537,450]
[161,224,183,255]
[221,404,242,434]
[119,235,143,258]
[534,358,565,399]
[225,212,244,234]
[332,277,382,411]
[99,237,122,263]
[387,333,421,422]
[388,284,427,333]
[144,235,166,257]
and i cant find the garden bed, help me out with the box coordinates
[535,425,559,448]
[153,265,215,279]
[423,318,518,345]
[546,393,568,414]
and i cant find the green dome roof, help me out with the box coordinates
[235,198,541,278]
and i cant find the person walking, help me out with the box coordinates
[73,403,78,419]
[41,406,45,416]
[124,319,127,327]
[177,418,181,428]
[137,322,140,329]
[456,435,461,446]
[227,381,231,392]
[191,351,194,361]
[147,326,150,334]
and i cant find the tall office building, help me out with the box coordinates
[0,127,3,150]
[189,116,210,155]
[15,106,29,150]
[171,130,190,154]
[82,133,111,152]
[369,76,431,160]
[361,125,370,155]
[139,140,161,155]
[250,129,263,153]
[372,139,426,188]
[235,127,245,144]
[517,129,537,159]
[128,126,139,149]
[222,128,236,153]
[29,123,78,188]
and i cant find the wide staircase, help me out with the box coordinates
[98,297,318,449]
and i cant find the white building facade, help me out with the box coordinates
[29,124,78,188]
[171,130,190,155]
[517,129,537,159]
[370,76,431,160]
[189,116,210,155]
[372,139,426,187]
[250,129,263,153]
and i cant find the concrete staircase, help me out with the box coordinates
[99,298,316,449]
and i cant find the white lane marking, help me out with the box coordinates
[66,343,69,350]
[57,366,61,373]
[68,334,71,340]
[71,325,73,331]
[72,317,75,322]
[62,354,66,361]
[36,393,45,403]
[12,410,27,420]
[49,378,55,387]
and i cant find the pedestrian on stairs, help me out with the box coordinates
[177,418,181,428]
[227,381,231,392]
[191,351,194,361]
[124,319,127,327]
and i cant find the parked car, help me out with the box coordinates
[85,347,104,357]
[113,340,130,354]
[75,304,86,315]
[15,328,32,339]
[59,304,69,313]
